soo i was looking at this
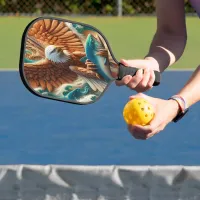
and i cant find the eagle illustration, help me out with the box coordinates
[24,19,107,93]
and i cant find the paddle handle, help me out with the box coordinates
[117,63,161,86]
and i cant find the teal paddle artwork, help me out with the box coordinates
[63,84,97,101]
[71,23,94,34]
[81,34,114,83]
[24,50,35,63]
[35,83,98,102]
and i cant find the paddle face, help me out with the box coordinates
[19,17,119,105]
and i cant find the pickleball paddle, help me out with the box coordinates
[19,17,161,105]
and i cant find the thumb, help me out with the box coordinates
[120,59,148,68]
[132,113,161,135]
[149,112,162,130]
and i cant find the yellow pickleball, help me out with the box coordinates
[123,98,155,126]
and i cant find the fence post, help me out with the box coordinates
[117,0,122,16]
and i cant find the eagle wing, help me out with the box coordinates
[69,66,107,93]
[24,59,78,93]
[23,19,89,92]
[27,19,85,53]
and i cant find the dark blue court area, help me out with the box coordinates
[0,71,199,165]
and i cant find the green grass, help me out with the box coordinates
[0,16,199,69]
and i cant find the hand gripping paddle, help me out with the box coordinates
[19,17,161,105]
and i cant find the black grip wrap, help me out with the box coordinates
[117,63,161,86]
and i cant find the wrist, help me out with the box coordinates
[145,46,176,72]
[168,99,181,118]
[144,56,160,72]
[168,95,189,123]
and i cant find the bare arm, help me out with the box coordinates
[145,0,187,72]
[176,66,200,108]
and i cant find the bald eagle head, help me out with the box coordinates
[45,45,71,63]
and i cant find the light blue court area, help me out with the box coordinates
[0,70,199,165]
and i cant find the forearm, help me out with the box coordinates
[145,32,187,72]
[145,0,187,73]
[176,65,200,107]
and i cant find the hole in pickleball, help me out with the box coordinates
[145,114,148,117]
[141,108,144,111]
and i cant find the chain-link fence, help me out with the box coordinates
[0,0,196,16]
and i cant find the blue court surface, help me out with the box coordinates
[0,70,199,165]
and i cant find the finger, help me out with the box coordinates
[115,75,132,86]
[139,68,150,88]
[132,125,155,135]
[127,69,143,89]
[134,85,150,93]
[147,70,155,89]
[146,122,166,139]
[134,68,153,92]
[146,127,162,139]
[128,125,147,140]
[129,123,160,140]
[149,117,162,131]
[146,129,159,139]
[127,124,145,140]
[120,59,148,69]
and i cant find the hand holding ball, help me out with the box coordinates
[123,98,155,126]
